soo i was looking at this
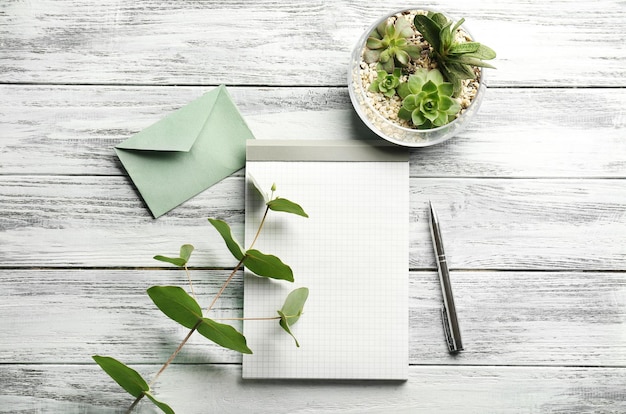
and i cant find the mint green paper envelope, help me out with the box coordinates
[115,85,254,218]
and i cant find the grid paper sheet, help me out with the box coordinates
[243,140,409,380]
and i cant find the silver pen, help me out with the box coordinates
[428,201,464,353]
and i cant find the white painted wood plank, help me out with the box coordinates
[0,0,624,87]
[1,176,625,269]
[0,364,624,413]
[1,85,624,177]
[1,269,624,366]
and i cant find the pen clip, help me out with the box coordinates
[441,306,459,353]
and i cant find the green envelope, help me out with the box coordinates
[115,85,255,218]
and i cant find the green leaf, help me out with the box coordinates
[244,249,294,282]
[363,48,381,64]
[446,61,476,80]
[145,392,175,414]
[208,218,245,261]
[404,44,422,59]
[279,287,309,327]
[366,36,383,49]
[397,82,411,100]
[153,255,187,267]
[437,82,454,98]
[278,287,309,347]
[395,49,409,66]
[466,43,497,60]
[374,21,387,39]
[278,311,299,347]
[449,42,481,55]
[154,244,194,268]
[197,317,253,354]
[267,198,308,217]
[397,106,412,121]
[93,356,175,413]
[147,286,203,329]
[179,244,194,263]
[395,16,413,38]
[453,55,496,69]
[414,14,442,52]
[421,80,437,94]
[92,355,148,398]
[440,22,453,51]
[430,12,449,29]
[380,58,395,74]
[451,17,465,34]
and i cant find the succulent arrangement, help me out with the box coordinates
[361,10,496,130]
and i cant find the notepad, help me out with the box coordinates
[242,140,409,380]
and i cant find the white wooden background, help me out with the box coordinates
[1,0,625,413]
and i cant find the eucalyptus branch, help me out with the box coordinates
[93,182,309,414]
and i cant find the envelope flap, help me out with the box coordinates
[115,86,223,152]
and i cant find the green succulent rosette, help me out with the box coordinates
[397,68,460,129]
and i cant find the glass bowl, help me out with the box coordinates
[347,8,486,147]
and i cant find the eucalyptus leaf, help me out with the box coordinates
[153,255,187,267]
[279,287,309,326]
[92,355,148,398]
[147,286,203,329]
[154,244,195,267]
[208,218,245,261]
[278,287,309,347]
[244,249,294,282]
[278,310,299,347]
[179,244,194,263]
[197,317,253,354]
[267,198,309,218]
[145,392,175,414]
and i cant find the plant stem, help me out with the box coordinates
[184,265,196,300]
[249,205,270,250]
[126,395,142,414]
[128,205,273,413]
[127,320,203,411]
[149,320,202,387]
[205,259,242,313]
[205,204,270,313]
[213,316,282,321]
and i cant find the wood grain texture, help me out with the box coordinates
[1,176,625,269]
[1,85,625,177]
[0,0,624,87]
[0,364,624,414]
[1,269,625,367]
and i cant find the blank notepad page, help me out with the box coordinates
[243,140,409,380]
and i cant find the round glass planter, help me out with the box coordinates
[347,9,486,147]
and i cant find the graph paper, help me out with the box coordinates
[242,140,409,380]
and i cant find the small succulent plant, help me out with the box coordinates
[369,68,402,97]
[363,16,422,73]
[397,68,460,129]
[413,12,496,96]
